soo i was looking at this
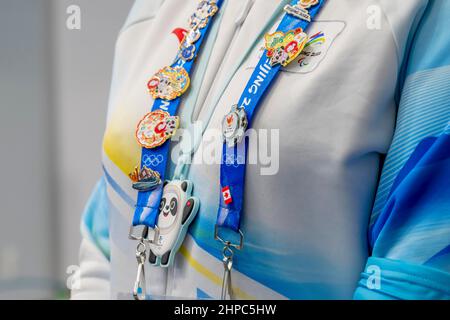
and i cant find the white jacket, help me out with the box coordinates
[72,0,430,300]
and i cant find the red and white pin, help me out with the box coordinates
[222,186,233,205]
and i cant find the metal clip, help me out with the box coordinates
[215,226,243,300]
[129,224,161,245]
[133,240,147,301]
[220,243,234,300]
[214,224,244,250]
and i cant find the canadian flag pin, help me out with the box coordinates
[222,186,233,205]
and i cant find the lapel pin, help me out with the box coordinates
[265,28,308,67]
[129,166,162,192]
[136,110,180,149]
[222,104,248,147]
[284,0,319,22]
[147,66,190,101]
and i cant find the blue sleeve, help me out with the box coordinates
[81,176,110,260]
[355,0,450,300]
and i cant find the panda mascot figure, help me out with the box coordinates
[148,180,200,267]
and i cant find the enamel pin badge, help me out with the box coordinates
[148,180,200,267]
[185,28,201,45]
[189,0,219,29]
[129,166,162,192]
[136,110,180,149]
[179,43,197,62]
[284,0,319,22]
[222,104,248,147]
[178,28,202,62]
[147,66,190,101]
[265,28,308,67]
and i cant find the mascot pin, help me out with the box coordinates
[188,0,219,29]
[136,110,180,149]
[147,66,190,101]
[264,28,308,67]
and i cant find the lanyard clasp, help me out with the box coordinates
[215,225,244,300]
[129,224,161,245]
[221,243,234,300]
[133,240,147,300]
[214,224,244,250]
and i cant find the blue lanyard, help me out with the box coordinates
[172,0,296,181]
[216,0,327,241]
[133,0,225,229]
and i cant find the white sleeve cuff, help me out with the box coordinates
[70,238,111,300]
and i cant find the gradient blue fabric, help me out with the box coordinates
[358,0,450,300]
[356,128,450,299]
[81,176,110,259]
[354,257,450,300]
